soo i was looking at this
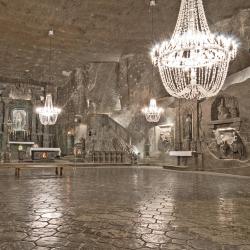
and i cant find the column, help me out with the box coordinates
[175,99,182,150]
[31,99,37,143]
[2,98,10,151]
[43,126,50,148]
[36,100,43,146]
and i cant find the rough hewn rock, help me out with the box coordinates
[0,0,249,84]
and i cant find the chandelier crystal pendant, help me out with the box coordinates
[142,98,163,123]
[36,29,61,125]
[151,0,238,99]
[36,94,61,126]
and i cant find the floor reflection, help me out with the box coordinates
[0,167,249,249]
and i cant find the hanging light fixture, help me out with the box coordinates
[142,0,163,123]
[36,29,61,125]
[36,94,61,126]
[142,98,163,123]
[151,0,238,99]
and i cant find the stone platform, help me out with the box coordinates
[0,166,249,249]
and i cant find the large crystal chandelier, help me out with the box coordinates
[142,98,163,123]
[36,94,61,125]
[151,0,238,99]
[36,29,61,125]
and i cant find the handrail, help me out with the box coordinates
[88,113,131,143]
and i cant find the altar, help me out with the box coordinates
[30,147,61,161]
[9,141,35,161]
[169,151,194,166]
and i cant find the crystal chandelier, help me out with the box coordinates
[142,98,163,123]
[36,94,61,126]
[142,1,163,123]
[151,0,238,99]
[36,29,61,125]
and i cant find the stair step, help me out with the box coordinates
[163,165,189,170]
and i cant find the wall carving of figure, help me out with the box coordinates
[211,95,239,121]
[211,129,245,160]
[217,98,231,120]
[9,84,32,100]
[231,132,245,160]
[219,139,230,158]
[88,100,97,114]
[184,114,192,140]
[158,126,174,152]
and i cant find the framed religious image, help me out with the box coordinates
[12,109,27,131]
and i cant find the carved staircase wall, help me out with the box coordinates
[86,114,134,163]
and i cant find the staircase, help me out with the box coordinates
[86,114,137,164]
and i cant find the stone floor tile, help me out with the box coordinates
[0,241,36,250]
[0,167,249,249]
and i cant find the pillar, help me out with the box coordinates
[2,98,10,151]
[31,99,38,143]
[43,126,50,148]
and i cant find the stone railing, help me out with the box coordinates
[88,114,131,144]
[87,151,131,163]
[86,113,137,164]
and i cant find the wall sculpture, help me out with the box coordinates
[209,128,246,160]
[158,125,174,152]
[211,95,239,121]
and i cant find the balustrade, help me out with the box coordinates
[90,151,130,164]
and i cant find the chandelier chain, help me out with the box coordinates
[142,1,163,123]
[36,30,61,126]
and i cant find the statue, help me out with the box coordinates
[13,109,26,131]
[88,100,96,114]
[217,98,230,120]
[231,132,244,159]
[16,112,22,130]
[229,102,238,118]
[219,140,230,158]
[184,114,192,140]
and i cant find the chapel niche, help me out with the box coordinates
[181,106,194,151]
[209,95,241,131]
[8,100,32,142]
[211,95,239,121]
[208,95,246,160]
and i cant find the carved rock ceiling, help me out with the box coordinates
[0,0,249,85]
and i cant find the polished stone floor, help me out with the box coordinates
[0,166,250,250]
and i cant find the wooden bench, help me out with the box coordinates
[14,165,64,177]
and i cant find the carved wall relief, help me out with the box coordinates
[208,95,245,160]
[157,125,174,152]
[209,95,241,133]
[208,128,246,160]
[211,95,239,121]
[9,84,32,100]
